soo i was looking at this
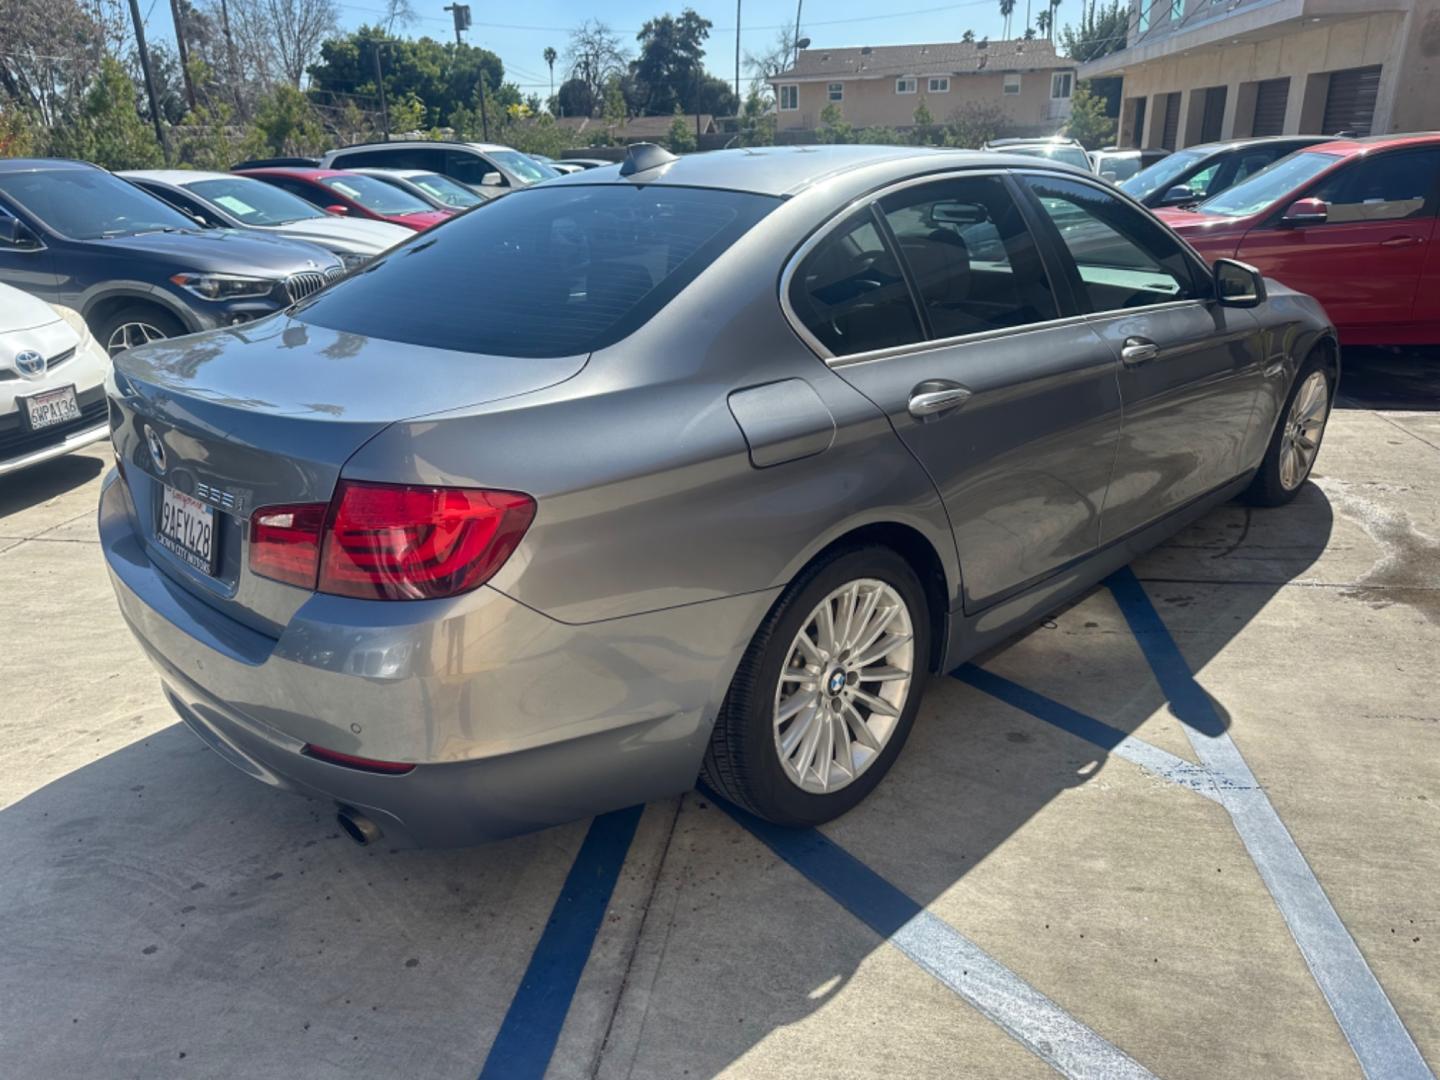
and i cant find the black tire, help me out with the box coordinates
[702,545,931,827]
[1243,350,1334,507]
[93,304,185,357]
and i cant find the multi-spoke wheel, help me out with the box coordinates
[1245,351,1334,507]
[94,306,183,358]
[773,579,914,794]
[703,545,931,826]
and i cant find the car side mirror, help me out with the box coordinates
[1160,184,1196,207]
[1280,197,1328,227]
[1214,258,1266,308]
[325,204,349,216]
[480,171,503,187]
[1101,170,1118,182]
[0,216,39,249]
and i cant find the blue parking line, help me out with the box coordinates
[954,663,1223,802]
[479,805,644,1080]
[1107,567,1434,1080]
[718,799,1159,1080]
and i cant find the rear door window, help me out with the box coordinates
[446,151,503,186]
[1308,149,1440,222]
[788,208,923,357]
[878,175,1058,340]
[297,185,777,357]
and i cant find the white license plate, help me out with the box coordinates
[23,385,80,431]
[156,484,217,574]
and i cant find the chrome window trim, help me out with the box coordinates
[778,165,1222,367]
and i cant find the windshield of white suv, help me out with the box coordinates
[1198,150,1343,218]
[409,172,484,207]
[490,151,560,183]
[0,168,197,239]
[1006,145,1092,170]
[1120,148,1207,200]
[296,184,778,357]
[1095,154,1145,182]
[187,177,327,225]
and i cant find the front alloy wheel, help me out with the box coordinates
[1279,370,1329,491]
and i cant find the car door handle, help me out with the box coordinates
[907,381,972,418]
[1380,235,1424,248]
[1121,337,1160,366]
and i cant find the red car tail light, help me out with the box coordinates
[249,502,327,587]
[317,481,536,601]
[302,743,415,774]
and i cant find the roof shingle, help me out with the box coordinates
[773,39,1072,80]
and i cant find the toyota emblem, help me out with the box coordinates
[14,350,44,380]
[144,425,168,474]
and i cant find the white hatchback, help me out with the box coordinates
[0,282,110,475]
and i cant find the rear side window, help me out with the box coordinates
[1308,149,1440,223]
[789,208,923,357]
[296,185,777,357]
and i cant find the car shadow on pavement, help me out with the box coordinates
[0,450,104,518]
[1335,347,1440,412]
[0,485,1337,1080]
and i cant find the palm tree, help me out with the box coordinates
[1048,0,1062,42]
[1036,9,1051,39]
[999,0,1015,38]
[962,29,975,43]
[543,46,558,111]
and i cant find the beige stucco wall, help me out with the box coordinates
[1113,11,1434,146]
[773,69,1072,136]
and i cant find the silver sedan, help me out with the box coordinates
[101,144,1337,846]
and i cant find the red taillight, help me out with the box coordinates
[319,482,535,601]
[302,744,415,774]
[249,502,327,588]
[249,482,534,600]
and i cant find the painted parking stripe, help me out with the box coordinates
[719,800,1159,1080]
[954,664,1224,803]
[479,806,644,1080]
[1107,567,1434,1080]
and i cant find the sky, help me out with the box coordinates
[147,0,1054,100]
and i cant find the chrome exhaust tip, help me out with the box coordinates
[336,807,382,846]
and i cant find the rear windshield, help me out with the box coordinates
[1120,147,1205,200]
[295,184,778,357]
[321,174,433,215]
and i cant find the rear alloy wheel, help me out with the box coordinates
[1244,354,1333,507]
[703,546,930,826]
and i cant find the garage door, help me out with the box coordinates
[1200,86,1227,144]
[1322,66,1382,136]
[1251,78,1289,137]
[1161,93,1181,150]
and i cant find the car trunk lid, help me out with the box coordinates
[109,314,587,635]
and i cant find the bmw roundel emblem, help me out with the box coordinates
[14,350,44,379]
[828,670,847,695]
[144,425,167,474]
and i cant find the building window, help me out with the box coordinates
[896,77,918,94]
[778,84,798,111]
[928,77,950,93]
[1003,73,1021,95]
[1051,72,1073,99]
[1138,0,1151,32]
[1171,0,1184,21]
[827,82,844,102]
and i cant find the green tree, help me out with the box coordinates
[667,107,696,151]
[962,29,975,43]
[736,88,775,146]
[945,100,1008,148]
[629,8,715,116]
[602,74,627,125]
[998,0,1015,37]
[51,57,163,170]
[817,102,854,144]
[389,92,426,133]
[173,102,242,169]
[1059,1,1127,116]
[1064,81,1114,148]
[244,83,328,156]
[543,45,558,107]
[0,107,45,157]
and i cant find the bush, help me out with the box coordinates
[1065,82,1115,150]
[944,101,1009,149]
[50,58,163,170]
[667,108,696,152]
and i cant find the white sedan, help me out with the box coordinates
[0,283,110,475]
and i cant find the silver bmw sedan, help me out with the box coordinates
[101,144,1337,847]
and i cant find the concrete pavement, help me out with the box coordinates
[0,386,1436,1078]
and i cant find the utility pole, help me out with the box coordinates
[218,0,241,114]
[734,0,741,106]
[126,0,170,162]
[169,0,197,112]
[792,0,803,66]
[371,40,389,139]
[445,4,487,140]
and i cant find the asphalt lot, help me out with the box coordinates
[1,349,1437,1080]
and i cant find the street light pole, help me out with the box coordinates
[371,40,389,140]
[445,4,487,140]
[735,0,741,105]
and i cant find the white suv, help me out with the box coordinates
[321,142,560,194]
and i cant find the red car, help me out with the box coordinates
[235,167,453,231]
[1157,133,1440,346]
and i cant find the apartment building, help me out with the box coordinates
[768,39,1077,136]
[1080,0,1440,148]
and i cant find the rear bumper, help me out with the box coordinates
[100,470,775,846]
